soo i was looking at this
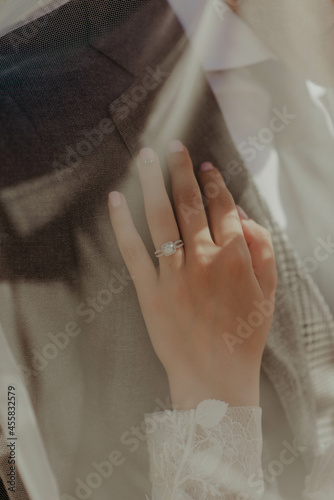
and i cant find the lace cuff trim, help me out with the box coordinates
[144,399,263,500]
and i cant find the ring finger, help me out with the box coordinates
[137,147,184,270]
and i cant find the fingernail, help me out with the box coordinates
[200,162,214,171]
[139,147,155,164]
[109,191,121,208]
[236,205,249,219]
[168,140,184,153]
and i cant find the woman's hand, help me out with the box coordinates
[108,141,277,410]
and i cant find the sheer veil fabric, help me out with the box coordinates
[0,1,334,500]
[0,0,70,37]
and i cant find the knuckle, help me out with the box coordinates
[150,206,173,228]
[191,250,212,282]
[193,254,208,273]
[258,225,273,241]
[121,241,140,262]
[249,220,275,249]
[224,239,249,273]
[222,190,236,211]
[204,178,234,206]
[174,186,202,209]
[258,229,276,257]
[229,212,244,232]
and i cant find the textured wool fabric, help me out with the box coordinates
[0,1,334,499]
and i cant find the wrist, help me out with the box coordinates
[168,372,260,410]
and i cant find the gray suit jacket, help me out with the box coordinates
[1,1,333,499]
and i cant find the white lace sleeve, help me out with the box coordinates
[144,399,264,500]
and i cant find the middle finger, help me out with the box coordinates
[168,140,212,250]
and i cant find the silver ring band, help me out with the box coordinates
[154,240,184,258]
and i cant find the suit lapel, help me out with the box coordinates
[106,0,250,202]
[88,0,179,79]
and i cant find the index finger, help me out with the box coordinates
[108,191,158,296]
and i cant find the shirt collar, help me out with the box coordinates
[1,0,275,71]
[167,0,275,71]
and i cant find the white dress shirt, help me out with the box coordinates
[1,1,334,499]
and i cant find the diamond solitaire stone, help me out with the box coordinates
[161,241,176,256]
[154,239,184,258]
